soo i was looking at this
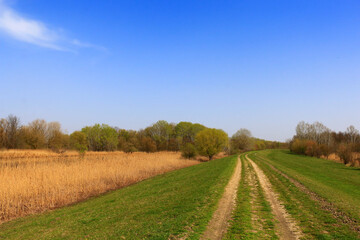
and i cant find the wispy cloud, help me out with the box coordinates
[71,39,108,52]
[0,0,105,52]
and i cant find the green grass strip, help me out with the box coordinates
[258,149,360,224]
[249,152,359,240]
[0,155,238,240]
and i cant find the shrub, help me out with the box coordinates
[181,143,197,159]
[195,128,228,160]
[140,137,157,153]
[70,131,88,154]
[290,139,307,155]
[305,140,318,157]
[337,144,353,165]
[318,144,331,158]
[122,142,137,153]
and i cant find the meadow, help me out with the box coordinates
[1,150,360,239]
[247,150,360,239]
[0,150,198,223]
[0,155,238,239]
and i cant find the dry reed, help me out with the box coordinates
[0,151,199,223]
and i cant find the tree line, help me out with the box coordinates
[290,121,360,165]
[0,115,284,160]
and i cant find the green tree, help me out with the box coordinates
[146,120,174,150]
[181,143,197,159]
[231,128,253,153]
[82,124,118,151]
[117,129,138,152]
[195,128,228,160]
[70,131,88,153]
[175,122,206,147]
[46,122,67,152]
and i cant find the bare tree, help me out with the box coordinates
[0,118,7,148]
[346,125,359,144]
[5,115,20,149]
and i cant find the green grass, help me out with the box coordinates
[0,155,238,240]
[225,154,277,240]
[250,150,360,239]
[256,149,360,224]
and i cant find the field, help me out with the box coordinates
[227,150,360,239]
[0,150,360,239]
[0,150,198,223]
[0,155,238,239]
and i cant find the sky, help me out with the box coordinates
[0,0,359,141]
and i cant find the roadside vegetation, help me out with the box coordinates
[0,155,238,239]
[0,114,283,160]
[0,152,198,223]
[290,121,360,166]
[251,150,360,239]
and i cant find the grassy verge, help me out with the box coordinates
[256,149,360,224]
[250,151,359,239]
[0,155,238,240]
[225,154,277,240]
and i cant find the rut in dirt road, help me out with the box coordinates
[254,153,360,235]
[246,155,302,240]
[201,156,242,240]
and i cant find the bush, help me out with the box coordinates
[181,143,197,159]
[140,137,157,153]
[123,142,137,153]
[70,131,88,154]
[195,128,228,160]
[337,144,353,165]
[290,139,307,155]
[318,144,331,158]
[305,140,319,157]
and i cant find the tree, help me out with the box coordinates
[82,124,118,151]
[140,137,157,153]
[70,131,88,153]
[0,118,7,149]
[5,115,20,149]
[146,120,174,151]
[117,129,138,153]
[22,119,47,149]
[46,122,66,151]
[181,143,197,159]
[231,128,253,152]
[346,125,359,144]
[175,122,206,142]
[175,122,194,144]
[337,143,353,165]
[195,128,228,160]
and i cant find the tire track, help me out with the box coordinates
[254,153,360,235]
[246,155,302,240]
[201,155,242,240]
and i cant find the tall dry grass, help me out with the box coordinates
[0,150,199,223]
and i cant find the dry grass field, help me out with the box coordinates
[0,150,199,223]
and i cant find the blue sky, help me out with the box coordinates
[0,0,359,141]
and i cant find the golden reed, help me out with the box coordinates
[0,150,199,223]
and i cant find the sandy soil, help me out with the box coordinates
[200,155,242,240]
[247,155,302,240]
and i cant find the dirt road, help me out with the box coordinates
[246,155,302,240]
[200,156,242,240]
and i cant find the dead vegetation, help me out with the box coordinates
[0,150,198,223]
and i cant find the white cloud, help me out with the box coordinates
[0,0,105,52]
[71,39,108,52]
